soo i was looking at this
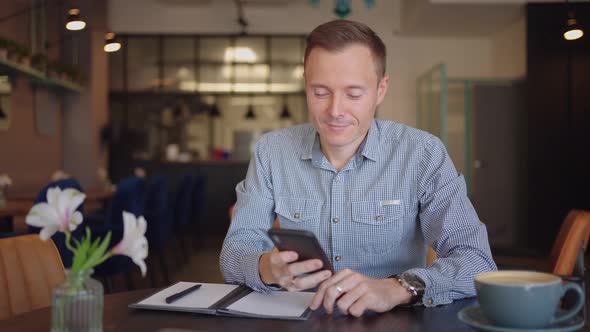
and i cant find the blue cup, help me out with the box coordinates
[475,270,584,329]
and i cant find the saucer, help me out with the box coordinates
[458,305,585,332]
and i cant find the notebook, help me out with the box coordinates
[129,282,315,320]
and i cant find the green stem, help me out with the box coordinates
[91,251,114,268]
[64,230,76,254]
[58,296,65,330]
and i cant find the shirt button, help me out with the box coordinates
[332,217,339,223]
[376,215,384,221]
[294,213,300,219]
[335,176,340,182]
[335,256,341,261]
[426,298,433,305]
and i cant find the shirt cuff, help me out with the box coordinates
[240,252,281,293]
[404,268,452,307]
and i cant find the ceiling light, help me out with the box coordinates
[66,8,86,31]
[280,96,291,119]
[210,102,221,118]
[224,47,257,63]
[104,32,121,52]
[245,104,256,120]
[564,17,584,41]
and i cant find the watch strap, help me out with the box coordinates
[393,273,425,305]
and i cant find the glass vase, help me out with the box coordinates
[51,269,104,332]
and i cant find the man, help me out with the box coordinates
[220,19,496,317]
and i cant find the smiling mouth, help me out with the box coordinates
[326,123,349,130]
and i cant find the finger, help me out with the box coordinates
[322,272,365,314]
[282,278,298,292]
[323,273,362,313]
[348,293,372,317]
[288,259,323,276]
[277,274,295,289]
[270,251,298,265]
[277,258,323,290]
[293,269,332,291]
[336,281,368,315]
[269,252,299,288]
[310,269,354,310]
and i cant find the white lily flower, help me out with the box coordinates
[25,187,86,240]
[112,211,149,276]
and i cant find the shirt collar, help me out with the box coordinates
[301,128,316,160]
[300,120,381,163]
[360,120,380,162]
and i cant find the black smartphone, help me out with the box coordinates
[267,228,334,273]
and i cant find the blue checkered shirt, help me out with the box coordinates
[220,119,497,307]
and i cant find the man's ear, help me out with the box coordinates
[376,75,389,106]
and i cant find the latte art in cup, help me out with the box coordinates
[477,272,558,285]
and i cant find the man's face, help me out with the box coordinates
[304,44,389,153]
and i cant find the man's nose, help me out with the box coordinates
[326,94,344,118]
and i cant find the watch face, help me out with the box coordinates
[401,273,426,292]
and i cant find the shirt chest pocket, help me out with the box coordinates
[350,200,404,255]
[275,197,322,229]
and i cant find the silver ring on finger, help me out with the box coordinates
[335,285,344,293]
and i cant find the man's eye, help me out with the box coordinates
[347,94,362,99]
[314,91,330,98]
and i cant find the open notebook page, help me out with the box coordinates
[137,282,239,309]
[225,291,315,317]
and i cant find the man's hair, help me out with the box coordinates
[304,19,387,79]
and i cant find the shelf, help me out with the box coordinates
[109,91,305,98]
[0,57,83,93]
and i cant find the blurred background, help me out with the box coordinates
[0,0,589,290]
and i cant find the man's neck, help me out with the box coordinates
[320,135,367,171]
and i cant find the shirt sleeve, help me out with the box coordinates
[404,135,497,307]
[219,135,278,293]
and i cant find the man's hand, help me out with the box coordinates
[309,269,413,317]
[259,248,332,291]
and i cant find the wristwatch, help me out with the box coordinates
[394,273,425,305]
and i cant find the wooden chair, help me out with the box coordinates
[426,246,437,266]
[0,234,65,320]
[495,209,590,276]
[549,209,590,276]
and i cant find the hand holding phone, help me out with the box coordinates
[261,228,334,290]
[267,228,334,273]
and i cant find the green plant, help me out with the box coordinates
[60,63,84,82]
[5,41,29,60]
[31,53,48,70]
[15,44,30,60]
[0,38,9,49]
[5,40,19,55]
[48,61,66,76]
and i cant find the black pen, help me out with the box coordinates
[165,284,202,304]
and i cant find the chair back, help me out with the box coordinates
[174,173,195,232]
[191,175,206,226]
[551,209,590,276]
[0,234,65,320]
[107,176,146,228]
[426,247,437,266]
[93,176,147,281]
[145,176,172,250]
